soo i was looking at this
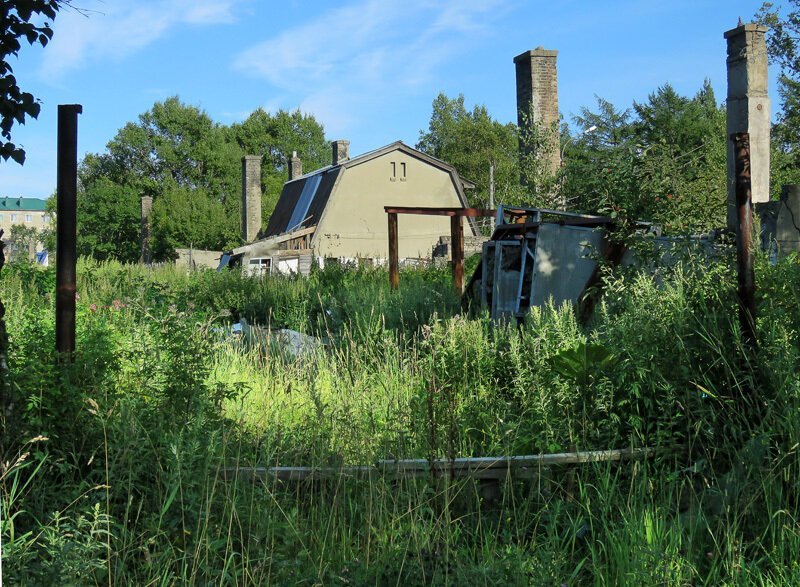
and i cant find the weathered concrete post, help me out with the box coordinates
[289,151,303,180]
[514,47,560,200]
[140,195,152,264]
[725,23,770,231]
[241,155,262,244]
[56,104,82,356]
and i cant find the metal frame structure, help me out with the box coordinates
[384,206,495,292]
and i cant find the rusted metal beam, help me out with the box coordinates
[733,132,757,348]
[383,206,495,217]
[56,104,82,357]
[451,215,464,293]
[387,212,399,290]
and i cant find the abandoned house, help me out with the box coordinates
[227,140,477,275]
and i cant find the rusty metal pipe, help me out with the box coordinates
[732,132,757,348]
[56,104,82,356]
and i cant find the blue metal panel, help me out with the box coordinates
[286,174,322,232]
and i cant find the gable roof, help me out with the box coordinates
[263,141,473,238]
[0,197,47,211]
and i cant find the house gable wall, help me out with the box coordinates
[313,149,464,259]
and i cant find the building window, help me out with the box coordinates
[248,257,271,276]
[25,214,32,222]
[390,161,407,182]
[42,214,50,223]
[0,214,4,222]
[10,214,17,222]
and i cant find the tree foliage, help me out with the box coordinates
[73,97,328,261]
[565,82,727,233]
[416,93,519,208]
[757,1,800,193]
[417,84,727,235]
[0,0,65,164]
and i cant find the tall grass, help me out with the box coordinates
[2,254,799,584]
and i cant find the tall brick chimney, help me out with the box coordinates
[140,195,152,264]
[332,140,350,165]
[289,151,303,180]
[725,23,770,230]
[514,47,561,189]
[241,155,262,243]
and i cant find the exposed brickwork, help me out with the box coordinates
[514,48,561,185]
[242,155,262,243]
[289,151,303,180]
[332,140,350,165]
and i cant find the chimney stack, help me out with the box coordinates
[241,155,262,243]
[332,140,350,165]
[725,23,770,230]
[289,151,303,180]
[514,47,561,193]
[140,195,152,264]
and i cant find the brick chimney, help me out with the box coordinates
[332,140,350,165]
[514,47,561,188]
[289,151,303,180]
[140,195,152,264]
[725,23,770,230]
[241,155,262,243]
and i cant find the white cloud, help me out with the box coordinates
[232,0,509,138]
[39,0,245,79]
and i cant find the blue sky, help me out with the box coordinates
[1,0,776,199]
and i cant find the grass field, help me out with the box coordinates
[2,253,800,584]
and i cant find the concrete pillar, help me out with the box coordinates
[725,23,770,231]
[514,47,561,183]
[289,151,302,180]
[241,155,262,243]
[140,195,152,263]
[332,140,350,165]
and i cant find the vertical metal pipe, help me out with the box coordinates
[388,212,399,290]
[451,214,464,294]
[56,104,82,356]
[732,132,757,347]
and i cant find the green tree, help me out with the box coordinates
[7,222,38,259]
[757,1,800,194]
[565,84,726,233]
[150,184,230,260]
[417,93,519,208]
[232,108,328,225]
[77,177,140,262]
[0,0,67,164]
[75,98,328,261]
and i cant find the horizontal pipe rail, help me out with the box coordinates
[226,448,655,482]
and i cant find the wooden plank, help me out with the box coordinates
[451,215,464,293]
[232,225,317,254]
[388,212,399,290]
[384,206,495,218]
